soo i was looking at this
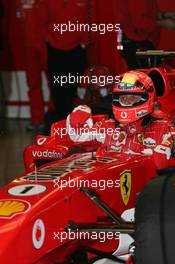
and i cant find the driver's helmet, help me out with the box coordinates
[112,71,156,124]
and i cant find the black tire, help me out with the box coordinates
[135,173,175,264]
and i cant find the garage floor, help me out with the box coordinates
[0,119,35,188]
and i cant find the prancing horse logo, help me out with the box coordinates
[120,170,131,205]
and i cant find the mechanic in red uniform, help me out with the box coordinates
[29,0,88,129]
[22,0,50,131]
[118,0,175,69]
[65,71,175,170]
[8,0,49,131]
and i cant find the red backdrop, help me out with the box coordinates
[1,0,175,73]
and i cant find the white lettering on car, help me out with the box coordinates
[32,150,64,159]
[154,145,171,160]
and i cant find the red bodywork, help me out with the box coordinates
[0,66,175,263]
[147,66,175,116]
[0,152,157,263]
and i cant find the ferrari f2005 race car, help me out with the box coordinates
[1,57,175,264]
[0,150,158,264]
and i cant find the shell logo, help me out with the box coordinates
[0,199,31,219]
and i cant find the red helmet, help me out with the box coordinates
[112,71,156,124]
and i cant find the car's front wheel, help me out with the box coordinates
[135,171,175,264]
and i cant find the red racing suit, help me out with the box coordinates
[66,108,175,169]
[105,119,175,169]
[118,0,160,46]
[24,105,175,171]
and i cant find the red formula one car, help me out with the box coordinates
[1,53,175,264]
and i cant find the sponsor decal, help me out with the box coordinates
[112,131,127,145]
[37,137,47,146]
[121,112,128,119]
[154,145,171,160]
[112,130,120,141]
[120,170,131,205]
[162,132,173,146]
[0,199,31,219]
[143,137,156,147]
[129,126,136,134]
[20,154,117,182]
[111,131,127,152]
[110,145,122,152]
[8,184,47,196]
[118,83,135,90]
[136,110,148,118]
[137,133,144,144]
[142,148,153,155]
[32,219,45,249]
[32,150,64,159]
[118,133,126,143]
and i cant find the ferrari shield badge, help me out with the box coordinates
[120,170,131,205]
[137,133,144,144]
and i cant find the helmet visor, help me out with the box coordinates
[119,94,142,107]
[113,92,148,108]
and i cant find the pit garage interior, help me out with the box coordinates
[0,0,175,263]
[0,0,175,186]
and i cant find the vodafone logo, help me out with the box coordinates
[32,150,63,159]
[37,137,47,146]
[32,219,45,249]
[121,112,128,119]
